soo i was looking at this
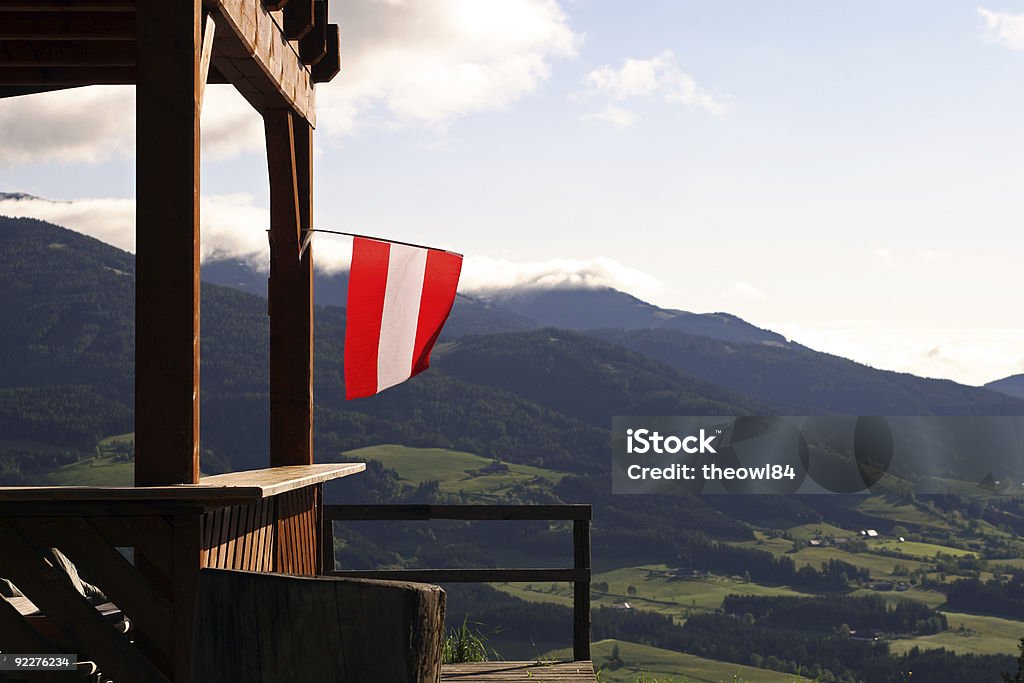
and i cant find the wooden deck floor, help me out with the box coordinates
[441,661,597,681]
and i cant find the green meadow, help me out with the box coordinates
[344,444,565,499]
[547,639,810,682]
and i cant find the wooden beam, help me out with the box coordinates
[0,66,134,85]
[0,40,134,66]
[0,522,168,682]
[204,0,315,124]
[134,0,201,486]
[298,0,327,66]
[311,23,340,83]
[266,109,314,466]
[173,514,202,681]
[0,12,135,40]
[265,0,290,10]
[0,0,134,9]
[198,14,216,109]
[283,0,314,40]
[11,517,174,661]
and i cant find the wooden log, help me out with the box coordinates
[192,570,445,682]
[134,0,202,487]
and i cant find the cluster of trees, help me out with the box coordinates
[947,576,1024,619]
[722,594,946,635]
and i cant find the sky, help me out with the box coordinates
[1,1,1023,386]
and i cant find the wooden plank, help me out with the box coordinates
[223,506,239,569]
[266,109,315,467]
[325,568,588,583]
[204,0,316,123]
[172,514,202,681]
[12,517,174,660]
[0,465,364,503]
[0,522,168,682]
[441,662,597,681]
[573,519,591,662]
[0,66,133,85]
[0,40,134,66]
[0,12,134,39]
[283,0,313,40]
[134,0,201,487]
[325,504,592,522]
[311,23,340,83]
[298,0,327,65]
[0,594,58,653]
[91,516,175,584]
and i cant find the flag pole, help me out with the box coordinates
[305,228,464,258]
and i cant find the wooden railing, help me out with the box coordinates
[322,504,592,661]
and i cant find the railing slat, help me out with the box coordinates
[324,568,588,583]
[325,504,591,521]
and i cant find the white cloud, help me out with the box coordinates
[318,0,581,136]
[720,281,767,302]
[773,321,1024,386]
[0,85,264,167]
[979,8,1024,50]
[0,193,270,267]
[0,87,134,165]
[582,104,639,127]
[460,254,662,301]
[583,50,727,117]
[0,3,579,163]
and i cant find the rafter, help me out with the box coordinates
[0,12,134,40]
[0,41,134,66]
[0,66,134,85]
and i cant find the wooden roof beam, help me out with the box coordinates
[0,0,133,10]
[203,0,316,125]
[0,41,135,67]
[0,66,134,86]
[0,12,135,40]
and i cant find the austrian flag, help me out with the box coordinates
[344,237,462,399]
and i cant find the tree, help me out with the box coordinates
[627,585,637,597]
[1001,636,1024,682]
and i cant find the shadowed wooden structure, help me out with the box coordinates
[0,2,597,681]
[0,0,349,680]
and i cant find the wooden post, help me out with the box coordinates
[135,0,201,486]
[573,518,591,661]
[266,109,314,467]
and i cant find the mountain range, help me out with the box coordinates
[3,213,1024,489]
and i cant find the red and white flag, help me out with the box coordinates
[344,237,462,399]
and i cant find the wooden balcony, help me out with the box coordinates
[0,464,363,681]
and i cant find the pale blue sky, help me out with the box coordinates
[1,1,1023,384]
